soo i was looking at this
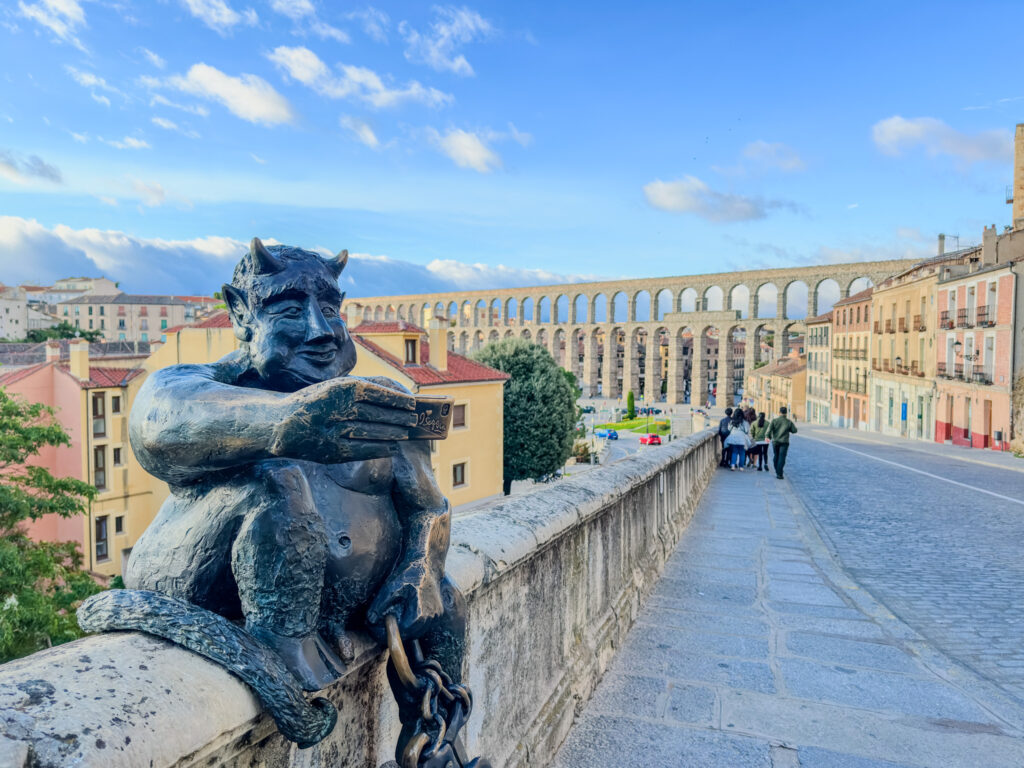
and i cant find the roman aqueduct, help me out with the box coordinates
[344,258,920,404]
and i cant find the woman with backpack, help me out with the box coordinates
[723,409,751,471]
[749,412,770,471]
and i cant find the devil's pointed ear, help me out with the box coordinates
[250,237,282,275]
[222,284,253,342]
[324,248,348,279]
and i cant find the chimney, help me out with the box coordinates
[982,224,998,265]
[937,233,946,255]
[69,338,89,380]
[44,340,61,362]
[1014,124,1024,228]
[429,317,448,371]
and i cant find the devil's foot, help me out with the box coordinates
[249,625,347,691]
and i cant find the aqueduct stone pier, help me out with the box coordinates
[345,259,918,404]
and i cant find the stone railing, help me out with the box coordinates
[0,430,719,768]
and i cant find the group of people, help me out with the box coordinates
[718,406,797,480]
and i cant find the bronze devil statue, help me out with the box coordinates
[79,239,489,766]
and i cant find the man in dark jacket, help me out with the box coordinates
[718,407,733,467]
[766,406,798,479]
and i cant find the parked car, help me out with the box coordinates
[639,433,662,445]
[580,405,596,413]
[595,428,619,440]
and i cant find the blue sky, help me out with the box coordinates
[0,0,1021,298]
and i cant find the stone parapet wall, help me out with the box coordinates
[0,430,719,768]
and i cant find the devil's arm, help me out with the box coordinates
[129,360,290,485]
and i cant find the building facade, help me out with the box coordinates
[832,288,872,430]
[57,294,190,342]
[746,355,807,421]
[0,289,28,340]
[934,228,1024,449]
[869,251,975,440]
[805,312,832,425]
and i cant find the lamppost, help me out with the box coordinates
[953,340,979,362]
[894,355,902,374]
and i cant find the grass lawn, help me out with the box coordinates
[596,418,671,435]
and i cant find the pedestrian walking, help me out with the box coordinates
[723,409,751,471]
[749,412,770,471]
[766,406,798,479]
[744,407,757,466]
[718,407,733,467]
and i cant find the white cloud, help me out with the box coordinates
[70,131,88,143]
[399,5,492,76]
[17,0,87,51]
[96,195,118,206]
[151,116,200,138]
[160,64,295,125]
[871,116,1012,165]
[130,179,166,207]
[269,0,350,42]
[140,47,166,69]
[0,149,63,184]
[340,115,379,148]
[267,45,451,108]
[101,136,150,150]
[348,7,389,42]
[91,93,111,107]
[250,153,266,163]
[0,216,608,297]
[428,128,500,172]
[742,140,805,172]
[65,66,120,94]
[180,0,258,34]
[150,94,210,117]
[643,175,796,222]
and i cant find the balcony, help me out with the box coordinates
[898,317,907,333]
[937,362,947,378]
[884,320,895,334]
[956,308,972,328]
[939,310,953,330]
[873,321,881,334]
[913,314,925,332]
[953,363,964,379]
[977,306,994,327]
[872,357,879,371]
[882,358,892,372]
[972,370,994,385]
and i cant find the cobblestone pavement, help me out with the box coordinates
[552,443,1024,768]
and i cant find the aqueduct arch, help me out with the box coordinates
[345,259,910,404]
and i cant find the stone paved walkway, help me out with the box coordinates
[551,467,1024,768]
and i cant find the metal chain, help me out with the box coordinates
[385,615,489,768]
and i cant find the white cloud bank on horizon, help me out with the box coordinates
[872,116,1012,165]
[0,217,607,297]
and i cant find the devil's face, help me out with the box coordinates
[242,260,356,391]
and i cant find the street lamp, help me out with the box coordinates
[953,340,979,362]
[894,355,902,373]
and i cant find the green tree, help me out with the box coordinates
[24,321,102,343]
[627,390,636,419]
[471,339,577,495]
[561,368,582,421]
[0,388,100,662]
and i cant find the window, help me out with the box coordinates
[115,515,124,534]
[452,404,466,428]
[100,319,105,329]
[92,393,106,437]
[140,307,148,316]
[140,319,148,330]
[95,516,109,561]
[118,319,126,329]
[111,396,121,415]
[141,333,148,342]
[452,462,466,487]
[94,446,106,490]
[160,307,168,317]
[63,307,68,316]
[160,319,167,330]
[118,333,126,340]
[405,338,417,364]
[88,306,93,315]
[75,306,80,315]
[88,319,93,329]
[113,447,123,465]
[99,306,105,316]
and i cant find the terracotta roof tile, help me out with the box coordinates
[806,311,833,324]
[833,287,873,307]
[57,364,144,388]
[0,361,52,386]
[353,335,509,386]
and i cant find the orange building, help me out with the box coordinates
[832,288,872,430]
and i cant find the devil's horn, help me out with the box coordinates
[324,249,348,279]
[250,237,282,275]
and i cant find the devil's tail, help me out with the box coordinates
[77,589,336,748]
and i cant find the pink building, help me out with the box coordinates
[934,231,1024,449]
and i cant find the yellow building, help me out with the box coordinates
[347,316,509,507]
[746,354,807,421]
[868,249,975,440]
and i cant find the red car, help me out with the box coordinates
[639,433,661,445]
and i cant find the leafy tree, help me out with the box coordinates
[0,388,100,662]
[627,390,636,419]
[472,339,576,495]
[561,368,582,421]
[25,321,102,343]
